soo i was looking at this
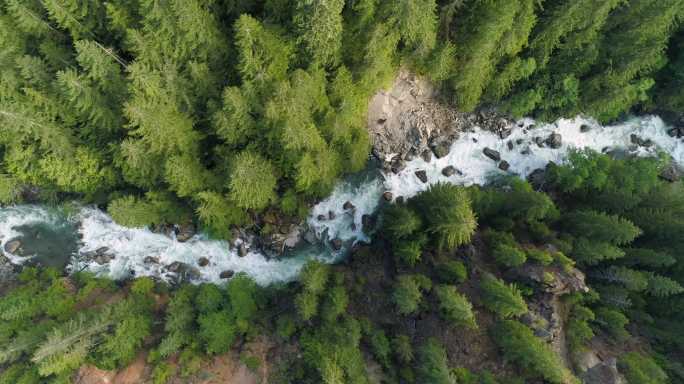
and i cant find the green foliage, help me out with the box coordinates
[564,210,642,245]
[410,183,478,250]
[619,352,668,384]
[594,307,629,341]
[393,335,413,364]
[436,260,468,284]
[487,231,527,267]
[416,338,452,384]
[566,305,595,353]
[229,151,277,211]
[198,310,236,355]
[479,274,527,319]
[435,285,477,329]
[393,274,431,316]
[492,320,574,384]
[394,237,426,267]
[381,204,422,241]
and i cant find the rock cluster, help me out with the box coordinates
[367,70,516,171]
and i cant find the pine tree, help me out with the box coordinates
[381,204,422,241]
[435,285,477,329]
[410,183,477,250]
[416,339,452,384]
[492,320,574,384]
[293,0,345,67]
[479,274,527,318]
[564,210,641,245]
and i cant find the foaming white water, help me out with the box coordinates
[307,173,384,245]
[0,206,68,264]
[0,115,681,285]
[73,208,309,285]
[384,115,678,199]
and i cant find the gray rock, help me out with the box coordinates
[175,224,195,242]
[382,191,393,201]
[415,170,428,183]
[198,257,210,267]
[516,138,523,145]
[220,270,235,279]
[396,196,405,204]
[499,128,512,139]
[545,133,562,149]
[328,211,336,220]
[534,136,545,147]
[331,238,343,250]
[659,162,682,182]
[483,147,501,162]
[238,243,248,257]
[581,358,625,384]
[420,149,432,163]
[521,148,532,155]
[432,143,450,159]
[442,166,457,177]
[630,134,653,147]
[4,239,22,254]
[343,201,355,211]
[144,256,159,264]
[390,157,406,174]
[580,124,591,133]
[362,215,374,233]
[317,214,326,221]
[165,261,187,273]
[303,230,317,244]
[93,253,114,265]
[498,160,510,171]
[507,141,514,150]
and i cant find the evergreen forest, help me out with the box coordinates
[0,0,682,233]
[1,0,684,383]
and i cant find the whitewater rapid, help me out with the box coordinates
[0,115,680,285]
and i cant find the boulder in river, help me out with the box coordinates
[317,214,326,221]
[328,211,336,220]
[499,128,512,139]
[144,256,160,264]
[175,223,195,242]
[331,238,343,251]
[442,166,457,177]
[580,124,591,133]
[238,243,248,257]
[545,133,562,149]
[4,239,22,255]
[498,160,510,171]
[198,257,210,267]
[482,147,501,162]
[220,270,235,279]
[507,141,514,150]
[343,201,355,210]
[415,170,428,183]
[420,149,432,163]
[432,142,450,159]
[382,191,393,201]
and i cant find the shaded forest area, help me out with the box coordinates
[0,0,683,238]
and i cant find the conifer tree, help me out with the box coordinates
[479,274,527,318]
[435,285,477,329]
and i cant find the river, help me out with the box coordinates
[0,115,681,285]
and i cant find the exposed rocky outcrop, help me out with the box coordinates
[581,357,626,384]
[367,69,515,167]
